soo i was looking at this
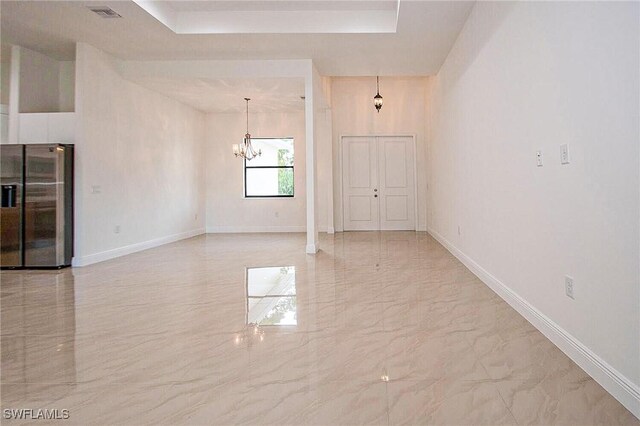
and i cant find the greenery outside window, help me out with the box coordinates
[244,138,294,197]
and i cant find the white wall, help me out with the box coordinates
[58,61,75,112]
[18,47,75,113]
[19,47,60,113]
[74,43,206,265]
[331,77,429,231]
[205,111,307,232]
[0,44,9,144]
[428,1,639,413]
[1,43,11,106]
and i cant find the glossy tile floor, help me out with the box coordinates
[1,232,637,425]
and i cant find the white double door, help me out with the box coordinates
[342,136,416,231]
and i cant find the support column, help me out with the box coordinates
[304,66,319,254]
[325,108,334,234]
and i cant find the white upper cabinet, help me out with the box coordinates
[48,112,75,143]
[18,113,48,143]
[19,112,75,144]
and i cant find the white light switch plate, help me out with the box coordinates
[560,144,570,164]
[565,275,574,299]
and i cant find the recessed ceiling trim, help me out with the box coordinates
[1,0,475,75]
[177,10,396,34]
[132,0,400,34]
[131,0,177,31]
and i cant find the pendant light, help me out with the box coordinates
[233,98,262,161]
[374,76,383,113]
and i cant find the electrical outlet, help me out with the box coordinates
[457,225,461,236]
[560,144,570,165]
[114,225,120,234]
[91,185,102,194]
[565,275,574,299]
[275,211,279,218]
[195,213,198,221]
[536,150,543,167]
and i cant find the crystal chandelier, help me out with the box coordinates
[233,97,262,161]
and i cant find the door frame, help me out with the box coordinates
[339,134,418,232]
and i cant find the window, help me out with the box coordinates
[244,138,294,197]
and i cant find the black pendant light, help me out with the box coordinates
[374,76,383,113]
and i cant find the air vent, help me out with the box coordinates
[88,6,122,18]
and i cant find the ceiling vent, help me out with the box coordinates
[88,6,122,18]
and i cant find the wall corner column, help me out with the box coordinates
[305,64,320,254]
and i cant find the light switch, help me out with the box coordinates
[91,185,102,194]
[536,150,543,167]
[560,144,570,165]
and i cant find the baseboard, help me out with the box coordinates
[427,227,640,419]
[206,225,306,233]
[72,228,205,267]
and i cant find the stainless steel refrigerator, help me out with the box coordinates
[1,144,74,269]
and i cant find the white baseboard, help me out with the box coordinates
[72,228,205,267]
[206,225,306,233]
[428,227,640,420]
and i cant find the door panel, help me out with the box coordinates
[342,136,415,231]
[382,141,407,188]
[342,137,378,230]
[348,195,372,221]
[348,142,372,188]
[378,136,415,230]
[24,145,62,267]
[385,195,409,221]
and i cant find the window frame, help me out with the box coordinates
[243,137,295,198]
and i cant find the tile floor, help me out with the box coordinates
[1,232,637,425]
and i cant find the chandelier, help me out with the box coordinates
[233,97,262,161]
[374,76,383,113]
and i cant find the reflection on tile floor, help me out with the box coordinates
[1,232,637,425]
[247,266,297,326]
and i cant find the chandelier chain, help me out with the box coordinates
[233,97,262,161]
